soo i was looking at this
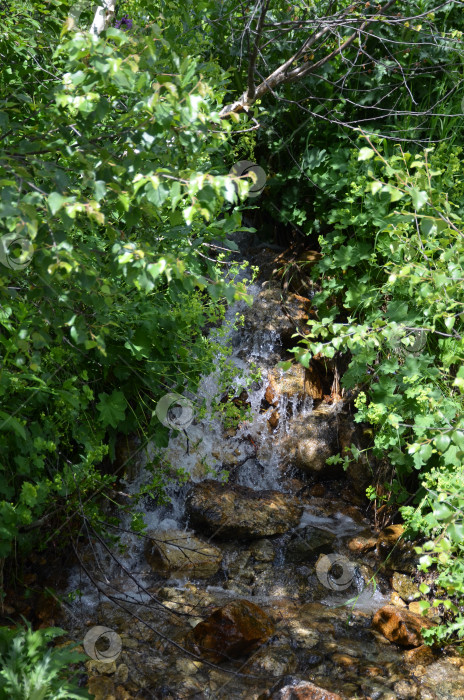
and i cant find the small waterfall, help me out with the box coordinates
[65,268,311,611]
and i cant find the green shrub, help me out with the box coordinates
[0,622,90,700]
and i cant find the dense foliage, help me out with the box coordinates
[2,0,464,673]
[0,0,255,561]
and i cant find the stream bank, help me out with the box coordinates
[60,235,464,699]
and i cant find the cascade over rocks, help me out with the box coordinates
[186,479,303,538]
[241,282,311,347]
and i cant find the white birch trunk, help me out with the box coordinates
[90,0,117,36]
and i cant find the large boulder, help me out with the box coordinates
[372,605,436,647]
[144,529,222,578]
[188,599,274,663]
[279,408,341,478]
[186,480,303,539]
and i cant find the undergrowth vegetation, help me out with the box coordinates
[2,0,464,685]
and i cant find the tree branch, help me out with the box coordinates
[220,0,397,117]
[246,0,270,103]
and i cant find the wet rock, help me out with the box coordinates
[187,599,275,663]
[378,524,405,547]
[346,534,377,554]
[295,437,334,476]
[279,409,342,478]
[144,529,222,578]
[392,573,420,603]
[267,679,343,700]
[332,652,359,672]
[404,645,436,667]
[285,619,319,650]
[268,363,323,404]
[186,480,303,539]
[393,680,418,698]
[243,284,310,346]
[418,658,464,699]
[372,605,436,647]
[245,641,298,677]
[250,539,276,563]
[286,526,336,564]
[377,524,418,573]
[269,409,280,429]
[87,676,116,700]
[309,484,326,498]
[265,375,279,405]
[390,591,408,608]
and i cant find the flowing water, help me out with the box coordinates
[62,239,464,700]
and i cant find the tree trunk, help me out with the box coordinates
[90,0,116,36]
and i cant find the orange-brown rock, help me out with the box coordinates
[332,652,359,671]
[390,591,407,608]
[269,680,343,700]
[188,599,274,663]
[377,524,404,549]
[346,535,377,554]
[365,665,383,677]
[268,409,280,429]
[303,365,324,400]
[403,644,436,667]
[372,605,436,647]
[265,376,279,405]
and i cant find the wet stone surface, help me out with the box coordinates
[60,241,464,699]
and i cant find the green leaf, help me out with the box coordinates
[434,433,451,452]
[410,188,428,210]
[0,410,27,440]
[358,147,375,161]
[97,391,127,429]
[48,192,67,215]
[448,523,464,543]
